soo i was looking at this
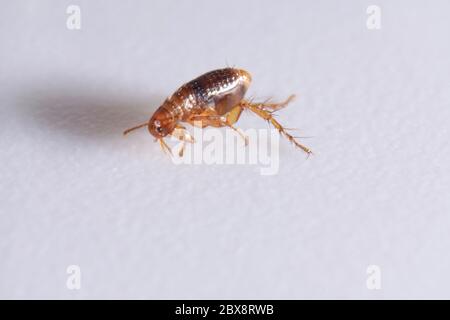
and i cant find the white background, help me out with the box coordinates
[1,0,450,299]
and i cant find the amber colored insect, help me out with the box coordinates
[123,68,312,156]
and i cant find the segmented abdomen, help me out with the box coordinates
[166,68,252,120]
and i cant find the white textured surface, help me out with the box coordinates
[1,0,450,299]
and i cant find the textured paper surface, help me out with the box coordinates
[1,0,450,298]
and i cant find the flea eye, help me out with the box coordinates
[156,127,163,133]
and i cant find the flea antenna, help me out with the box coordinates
[123,122,148,135]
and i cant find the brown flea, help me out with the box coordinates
[124,68,312,156]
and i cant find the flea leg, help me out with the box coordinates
[123,121,148,135]
[224,121,248,145]
[225,105,247,145]
[158,138,172,156]
[242,101,312,155]
[188,112,248,145]
[171,124,195,157]
[250,94,296,112]
[172,124,195,143]
[186,109,217,128]
[226,105,244,125]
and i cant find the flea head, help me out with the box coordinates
[148,106,176,138]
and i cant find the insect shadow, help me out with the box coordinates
[17,81,165,144]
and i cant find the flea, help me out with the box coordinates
[124,68,312,156]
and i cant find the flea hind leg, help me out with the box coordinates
[242,101,312,155]
[226,105,244,125]
[224,120,248,145]
[250,94,296,112]
[225,105,248,144]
